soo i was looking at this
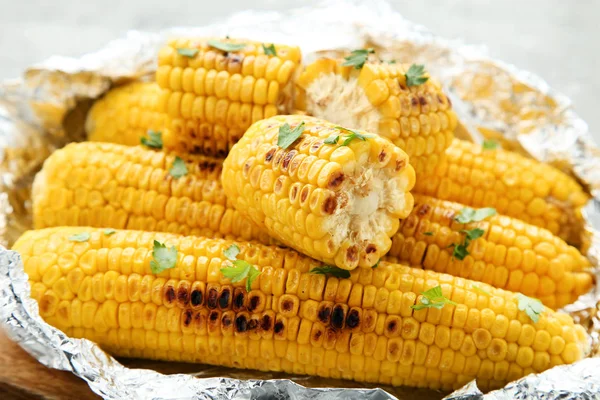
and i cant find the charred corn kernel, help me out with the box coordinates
[86,82,168,146]
[32,142,270,243]
[414,139,590,245]
[223,115,415,270]
[385,195,592,309]
[296,59,457,174]
[157,38,301,157]
[15,227,589,391]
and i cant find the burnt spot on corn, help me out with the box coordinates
[378,150,388,162]
[290,185,299,202]
[300,186,310,203]
[183,310,193,327]
[388,341,401,358]
[218,288,231,309]
[248,294,261,312]
[247,317,259,331]
[233,290,245,310]
[395,158,406,171]
[346,246,359,262]
[273,150,285,168]
[207,287,218,309]
[366,245,377,254]
[416,203,431,217]
[235,315,248,332]
[346,309,360,329]
[281,150,297,171]
[331,305,345,330]
[192,145,202,153]
[177,286,189,306]
[318,304,332,323]
[281,299,294,312]
[165,286,176,305]
[209,310,220,322]
[261,315,272,331]
[419,96,427,106]
[403,215,418,230]
[190,289,203,307]
[420,246,429,265]
[323,195,337,215]
[327,171,345,190]
[274,321,285,334]
[313,329,322,341]
[311,140,323,153]
[221,313,232,327]
[387,320,399,334]
[363,311,375,329]
[411,97,419,107]
[243,160,253,176]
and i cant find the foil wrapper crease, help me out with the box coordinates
[1,1,600,399]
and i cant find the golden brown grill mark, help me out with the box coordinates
[264,148,276,163]
[261,314,272,331]
[331,304,346,330]
[323,196,337,215]
[218,287,231,309]
[318,303,332,324]
[182,310,193,327]
[190,289,203,307]
[207,287,218,309]
[327,172,345,190]
[164,285,176,305]
[281,150,297,171]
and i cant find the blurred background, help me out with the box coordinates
[1,0,598,139]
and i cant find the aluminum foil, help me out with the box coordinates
[1,0,600,399]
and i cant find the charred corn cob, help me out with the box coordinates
[222,115,415,270]
[86,82,167,146]
[296,58,458,174]
[15,227,589,391]
[414,139,589,245]
[32,142,269,243]
[385,195,593,309]
[157,38,302,157]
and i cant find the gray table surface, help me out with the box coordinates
[1,0,598,142]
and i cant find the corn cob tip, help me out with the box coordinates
[223,115,415,270]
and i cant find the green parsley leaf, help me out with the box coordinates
[223,244,240,261]
[335,126,373,146]
[169,156,188,179]
[207,40,246,53]
[450,228,486,260]
[405,64,429,87]
[140,130,163,149]
[150,240,178,274]
[455,207,497,224]
[103,229,116,236]
[386,60,397,64]
[69,232,90,242]
[423,231,434,236]
[411,285,457,310]
[277,121,305,149]
[221,260,261,291]
[310,266,351,279]
[177,48,199,58]
[461,228,485,241]
[341,48,375,69]
[516,293,544,323]
[450,242,469,260]
[482,139,500,151]
[324,135,340,145]
[262,43,277,56]
[472,285,492,297]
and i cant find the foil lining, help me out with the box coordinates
[1,0,600,399]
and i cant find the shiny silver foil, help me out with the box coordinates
[1,0,600,399]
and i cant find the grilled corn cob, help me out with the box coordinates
[86,82,167,146]
[414,139,589,245]
[222,115,415,270]
[385,195,593,309]
[15,227,589,391]
[32,142,269,243]
[296,58,458,174]
[157,38,302,157]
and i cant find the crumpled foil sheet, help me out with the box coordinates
[1,0,600,399]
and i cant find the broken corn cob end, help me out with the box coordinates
[296,58,458,174]
[222,115,415,270]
